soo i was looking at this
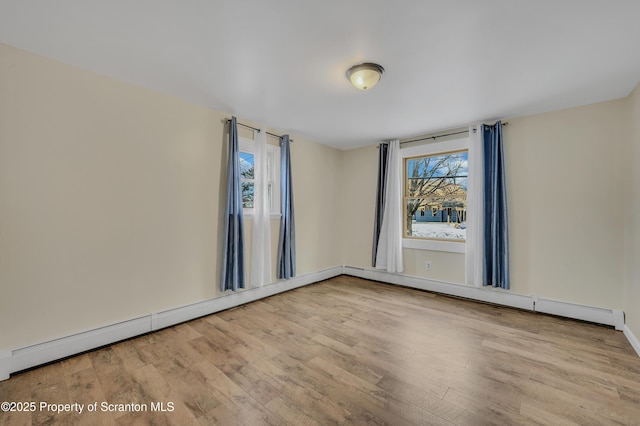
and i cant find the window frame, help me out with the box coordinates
[239,137,281,218]
[239,149,255,210]
[400,137,468,253]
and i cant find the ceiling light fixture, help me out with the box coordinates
[346,62,384,90]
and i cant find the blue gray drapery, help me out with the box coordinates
[277,135,296,279]
[482,121,510,289]
[372,142,389,267]
[221,116,245,292]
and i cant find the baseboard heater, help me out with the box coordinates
[0,266,344,381]
[342,266,625,330]
[0,266,632,381]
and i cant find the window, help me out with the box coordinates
[240,151,255,209]
[401,137,468,253]
[239,138,280,216]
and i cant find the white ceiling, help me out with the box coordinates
[1,1,640,150]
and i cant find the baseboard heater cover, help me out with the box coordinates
[2,266,343,381]
[0,351,10,381]
[344,266,533,310]
[10,316,152,375]
[535,298,624,330]
[343,266,625,330]
[1,266,631,380]
[151,266,341,330]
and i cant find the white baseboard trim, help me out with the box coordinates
[3,266,343,381]
[0,350,11,381]
[151,266,343,330]
[343,265,625,330]
[2,265,634,381]
[11,316,153,374]
[344,266,534,310]
[624,325,640,357]
[535,299,623,329]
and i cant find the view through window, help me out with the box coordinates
[239,139,280,214]
[404,149,468,241]
[240,151,255,209]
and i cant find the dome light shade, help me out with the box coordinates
[346,63,384,90]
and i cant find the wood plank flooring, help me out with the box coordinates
[2,275,640,425]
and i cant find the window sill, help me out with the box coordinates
[243,213,282,220]
[403,238,465,253]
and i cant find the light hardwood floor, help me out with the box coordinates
[1,276,640,425]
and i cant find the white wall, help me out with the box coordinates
[339,146,377,268]
[342,99,631,312]
[505,99,629,307]
[0,43,343,351]
[292,137,343,275]
[625,82,640,341]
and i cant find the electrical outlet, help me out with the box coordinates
[426,261,432,270]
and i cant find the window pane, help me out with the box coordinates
[407,152,467,197]
[239,152,254,179]
[242,182,254,208]
[406,199,466,240]
[405,150,467,241]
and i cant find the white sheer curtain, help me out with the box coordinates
[375,140,403,273]
[250,129,272,287]
[465,125,484,286]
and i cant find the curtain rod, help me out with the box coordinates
[224,118,294,142]
[400,122,509,145]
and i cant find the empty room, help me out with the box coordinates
[1,1,640,425]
